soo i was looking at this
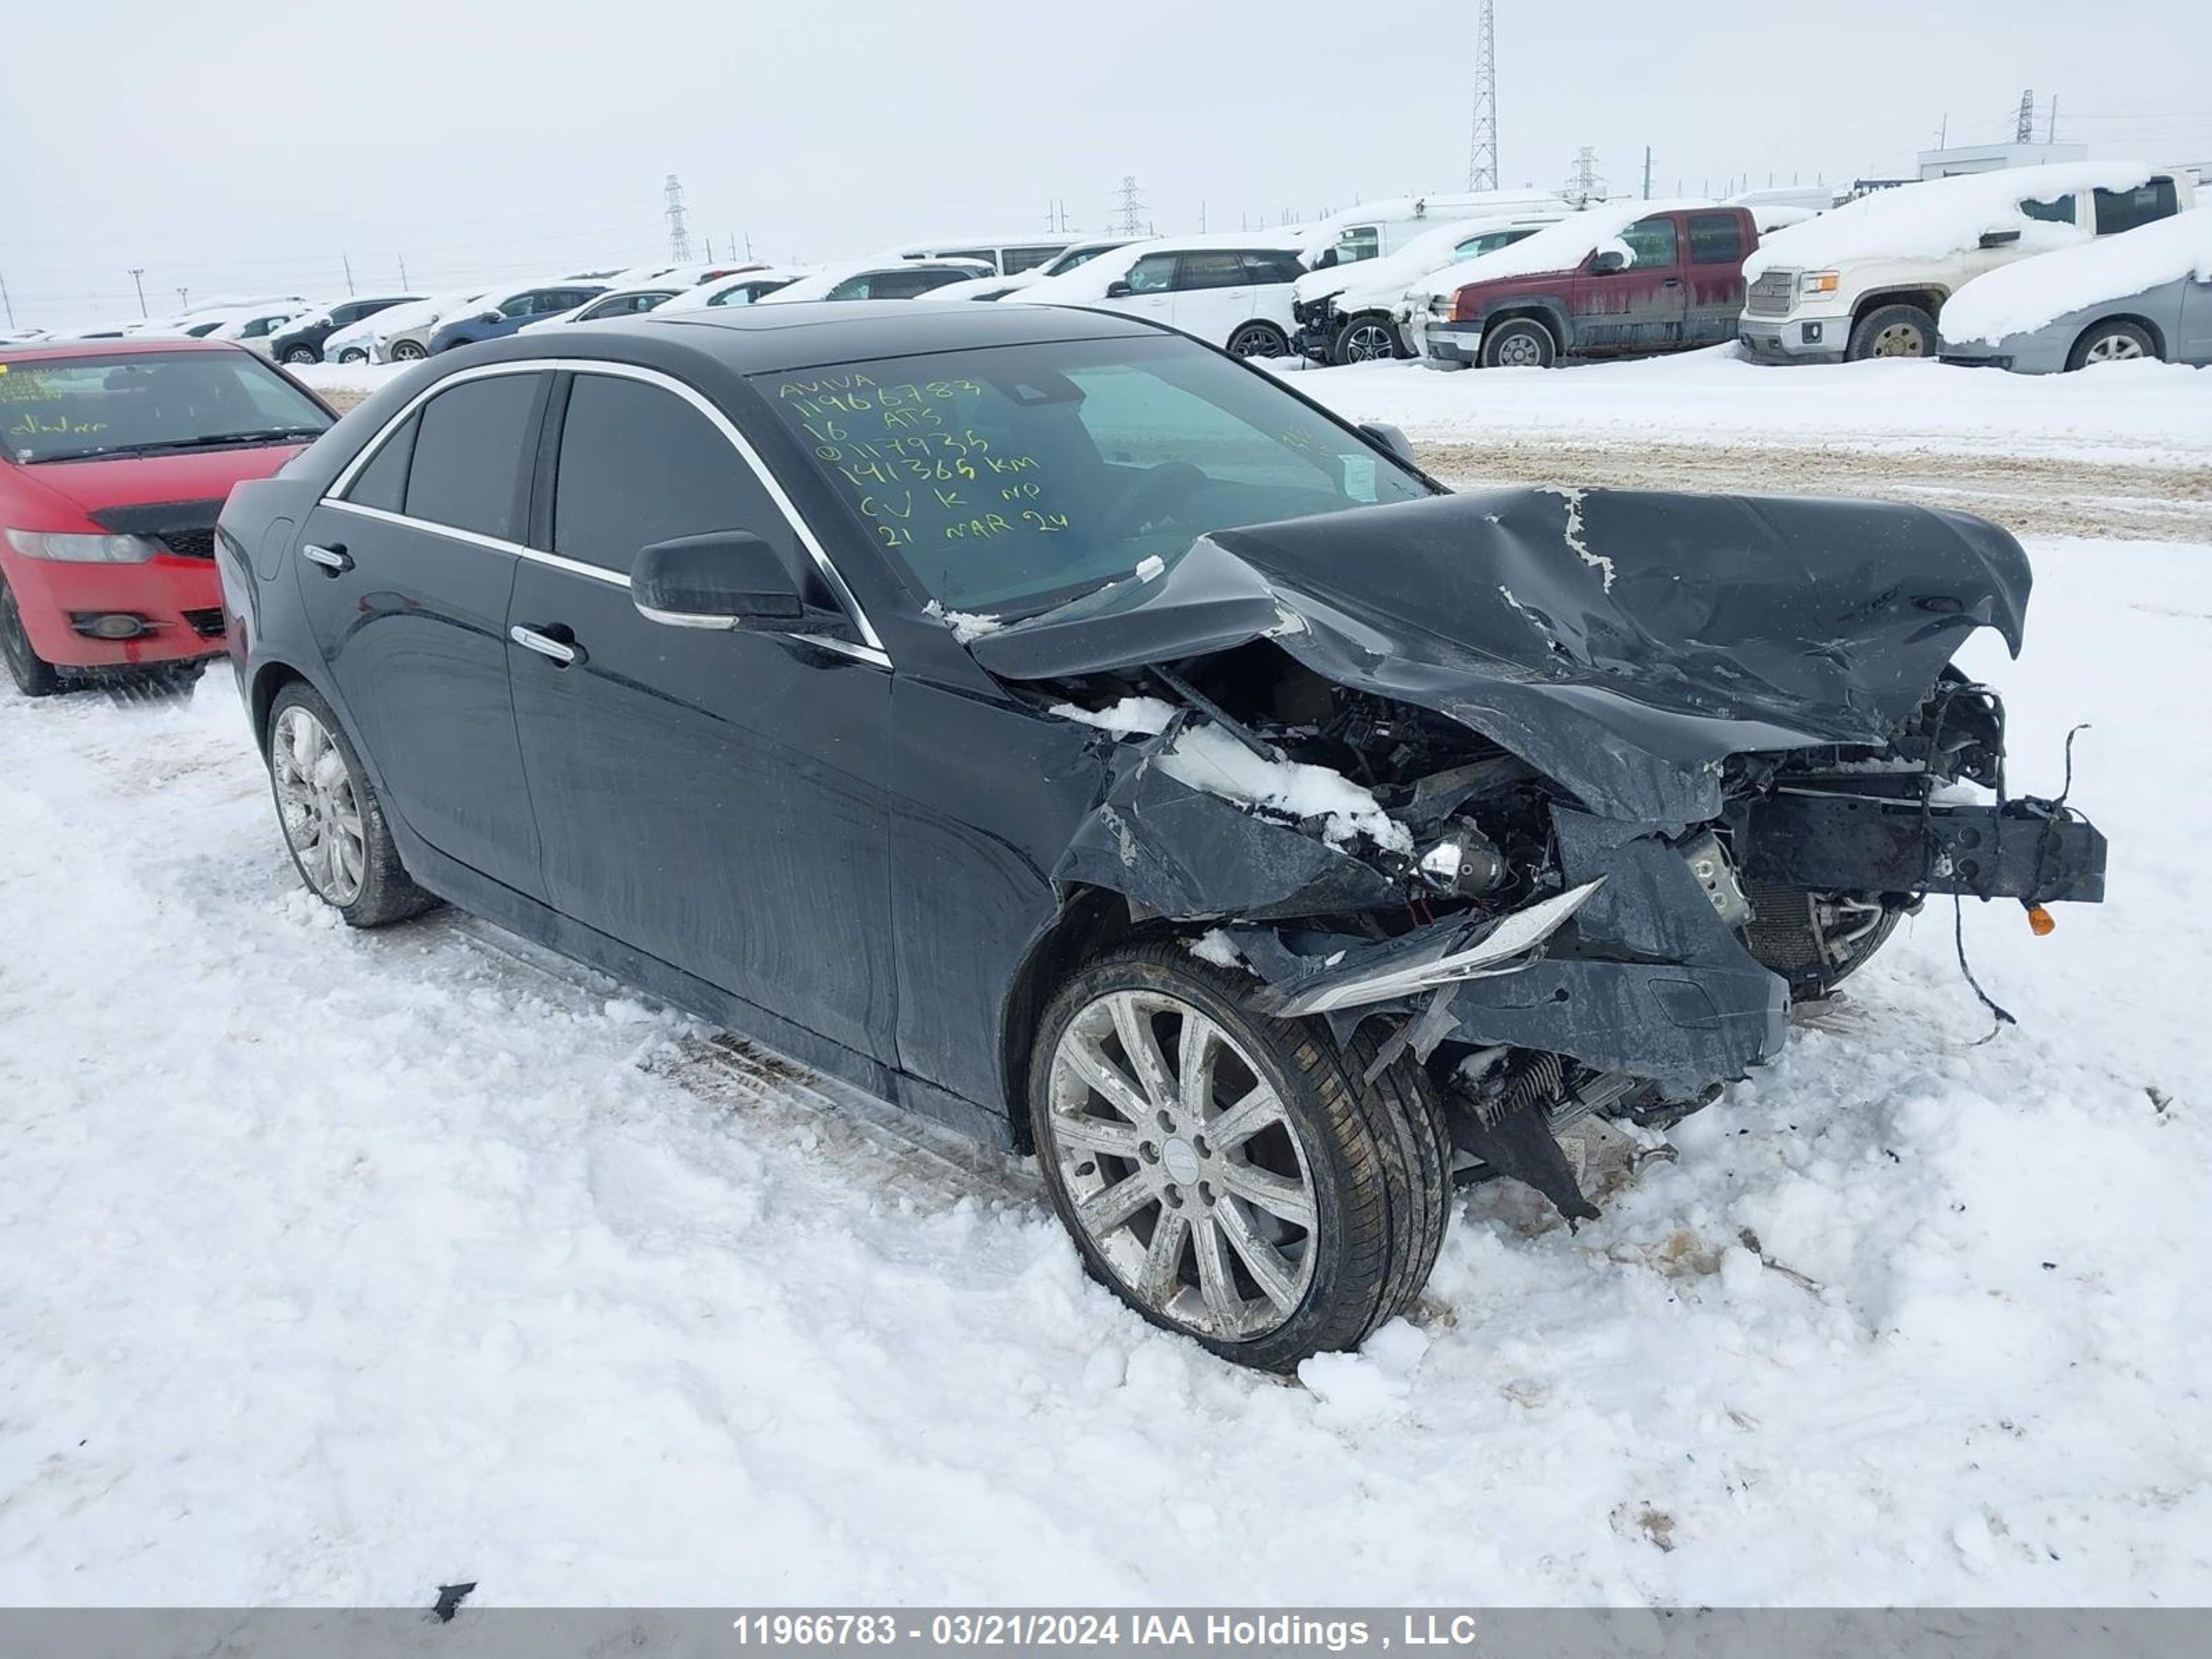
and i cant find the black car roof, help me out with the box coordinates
[456,299,1168,377]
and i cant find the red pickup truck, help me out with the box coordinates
[1412,204,1760,368]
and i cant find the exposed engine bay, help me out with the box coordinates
[971,487,2108,1224]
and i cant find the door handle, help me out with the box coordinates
[1662,276,1683,288]
[509,624,580,666]
[301,542,352,575]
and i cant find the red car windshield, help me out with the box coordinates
[0,351,332,465]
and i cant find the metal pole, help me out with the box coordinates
[399,254,410,288]
[342,254,355,296]
[1642,147,1652,200]
[0,271,13,328]
[129,268,148,316]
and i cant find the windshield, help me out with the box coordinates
[753,335,1431,616]
[0,351,333,464]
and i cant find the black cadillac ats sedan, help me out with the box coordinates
[216,301,2106,1371]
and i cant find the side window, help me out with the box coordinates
[344,413,418,512]
[825,274,875,300]
[497,292,536,319]
[2094,179,2177,234]
[1687,212,1747,265]
[1334,227,1381,264]
[403,375,541,541]
[1125,253,1178,294]
[2020,194,2077,225]
[940,248,997,270]
[553,375,767,572]
[1003,245,1062,274]
[1243,250,1306,285]
[1174,252,1251,290]
[1618,216,1680,268]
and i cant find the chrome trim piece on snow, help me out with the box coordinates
[319,356,892,666]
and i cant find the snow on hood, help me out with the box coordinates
[1941,207,2212,344]
[1415,199,1720,298]
[1744,162,2163,279]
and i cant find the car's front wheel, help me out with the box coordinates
[1031,941,1449,1371]
[1847,303,1937,361]
[388,339,428,362]
[2068,319,2158,370]
[0,575,62,697]
[1481,317,1557,368]
[1331,313,1402,364]
[336,346,370,365]
[281,345,319,365]
[265,682,434,927]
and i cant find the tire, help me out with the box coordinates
[336,346,370,366]
[1480,317,1556,369]
[1029,940,1450,1372]
[1331,312,1403,365]
[2067,319,2159,371]
[1846,302,1938,362]
[264,682,435,928]
[281,345,319,365]
[1225,322,1290,359]
[0,575,62,698]
[388,339,428,363]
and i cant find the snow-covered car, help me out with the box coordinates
[518,287,683,332]
[1300,190,1568,273]
[1009,231,1310,357]
[206,306,311,353]
[267,296,424,365]
[875,234,1080,276]
[756,260,992,304]
[1291,213,1564,363]
[218,304,2106,1371]
[926,239,1136,303]
[1741,162,2197,363]
[358,289,495,364]
[1938,208,2212,373]
[653,269,812,314]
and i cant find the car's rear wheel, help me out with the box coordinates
[1481,317,1556,368]
[2068,319,2158,371]
[1030,941,1450,1372]
[1847,303,1938,361]
[388,339,427,362]
[281,345,319,365]
[1331,313,1402,364]
[336,346,370,365]
[1226,322,1290,359]
[265,683,434,927]
[0,577,62,698]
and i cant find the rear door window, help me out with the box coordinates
[553,374,772,572]
[1242,250,1306,284]
[2094,179,2178,234]
[344,414,418,512]
[402,374,542,542]
[1003,245,1064,274]
[1174,252,1251,290]
[1687,213,1746,265]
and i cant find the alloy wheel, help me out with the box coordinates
[391,341,427,362]
[1046,988,1318,1340]
[2084,333,2144,364]
[1493,330,1546,367]
[271,705,368,905]
[1342,321,1396,362]
[1227,326,1284,358]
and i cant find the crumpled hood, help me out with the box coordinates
[967,487,2032,823]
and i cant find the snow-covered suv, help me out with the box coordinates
[1740,162,2195,363]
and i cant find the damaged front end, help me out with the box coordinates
[971,487,2108,1222]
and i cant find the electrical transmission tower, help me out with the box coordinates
[1116,176,1147,237]
[2014,88,2035,144]
[1465,0,1499,191]
[664,174,693,262]
[1564,147,1606,207]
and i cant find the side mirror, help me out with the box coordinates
[1358,422,1416,467]
[1589,249,1627,274]
[480,310,503,324]
[1978,229,2022,249]
[633,532,805,629]
[1105,280,1135,299]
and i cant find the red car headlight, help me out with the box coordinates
[4,529,161,563]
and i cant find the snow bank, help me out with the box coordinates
[1407,199,1720,299]
[1745,162,2161,279]
[1940,209,2212,344]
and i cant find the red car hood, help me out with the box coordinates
[4,442,308,527]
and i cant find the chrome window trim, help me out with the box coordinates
[321,356,892,666]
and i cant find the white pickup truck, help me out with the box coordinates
[1739,162,2195,363]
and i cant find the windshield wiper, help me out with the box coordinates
[121,427,328,455]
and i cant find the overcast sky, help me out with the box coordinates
[6,0,2209,326]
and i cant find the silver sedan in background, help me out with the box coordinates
[1940,211,2212,373]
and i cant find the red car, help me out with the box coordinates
[0,338,335,696]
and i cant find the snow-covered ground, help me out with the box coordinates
[6,362,2211,1607]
